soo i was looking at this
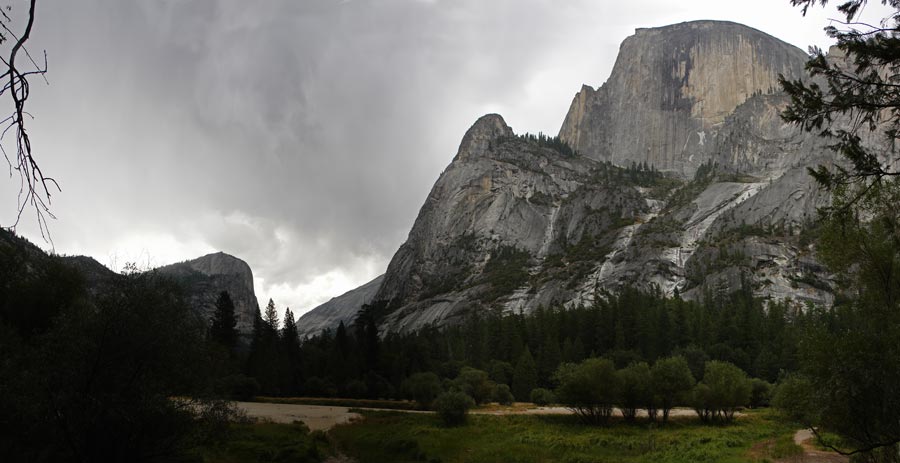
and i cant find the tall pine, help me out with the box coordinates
[209,291,238,352]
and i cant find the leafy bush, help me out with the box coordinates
[345,379,368,398]
[453,368,493,405]
[433,391,475,426]
[749,378,773,408]
[651,356,695,422]
[492,383,514,405]
[617,362,652,421]
[554,358,619,425]
[402,372,443,409]
[530,388,555,406]
[692,361,751,422]
[217,374,260,401]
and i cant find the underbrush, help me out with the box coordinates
[196,421,329,463]
[329,409,800,463]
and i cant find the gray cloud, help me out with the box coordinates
[3,0,887,315]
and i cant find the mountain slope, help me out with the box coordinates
[298,20,843,336]
[296,274,384,339]
[157,252,260,337]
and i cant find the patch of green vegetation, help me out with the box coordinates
[331,409,799,463]
[787,274,831,292]
[541,233,611,289]
[478,245,531,302]
[197,422,327,463]
[420,234,480,299]
[528,190,554,206]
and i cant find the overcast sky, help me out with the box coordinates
[0,0,891,319]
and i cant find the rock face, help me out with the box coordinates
[296,274,384,339]
[559,21,809,177]
[299,20,847,336]
[157,252,260,338]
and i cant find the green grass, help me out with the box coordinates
[330,409,799,463]
[197,421,329,463]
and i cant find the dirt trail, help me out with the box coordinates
[781,429,848,463]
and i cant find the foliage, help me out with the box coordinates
[512,347,538,401]
[651,356,696,423]
[479,245,531,301]
[216,374,261,401]
[774,178,900,460]
[452,367,493,405]
[507,131,579,157]
[0,264,228,461]
[331,408,799,463]
[691,361,751,423]
[197,421,326,463]
[749,379,774,408]
[433,391,476,426]
[210,291,238,352]
[530,388,556,406]
[292,286,809,407]
[554,358,619,425]
[781,0,900,196]
[402,372,444,409]
[617,362,653,421]
[492,383,515,405]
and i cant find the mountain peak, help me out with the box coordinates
[455,113,514,161]
[560,20,808,177]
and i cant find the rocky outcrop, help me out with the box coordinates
[157,252,259,338]
[296,274,384,339]
[559,21,808,178]
[298,20,846,337]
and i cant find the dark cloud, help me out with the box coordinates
[2,0,886,315]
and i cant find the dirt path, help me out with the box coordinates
[782,429,848,463]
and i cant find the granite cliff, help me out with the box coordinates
[299,20,847,336]
[157,252,260,338]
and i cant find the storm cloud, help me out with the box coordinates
[2,0,887,316]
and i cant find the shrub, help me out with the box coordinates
[218,374,260,401]
[693,361,751,422]
[492,383,514,405]
[617,362,652,421]
[749,378,773,408]
[554,358,619,425]
[530,388,555,406]
[402,372,443,409]
[651,356,695,422]
[453,368,493,405]
[345,379,368,398]
[433,391,475,426]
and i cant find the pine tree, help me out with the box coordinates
[209,291,238,351]
[280,308,302,394]
[264,298,279,332]
[781,1,900,202]
[512,347,537,401]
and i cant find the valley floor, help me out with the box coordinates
[205,404,847,463]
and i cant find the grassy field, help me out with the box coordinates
[197,421,330,463]
[329,408,801,463]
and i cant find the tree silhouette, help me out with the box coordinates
[209,291,237,352]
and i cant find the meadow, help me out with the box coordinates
[326,408,801,463]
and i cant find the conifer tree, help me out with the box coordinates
[512,347,538,401]
[209,291,238,351]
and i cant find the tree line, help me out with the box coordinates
[220,283,809,406]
